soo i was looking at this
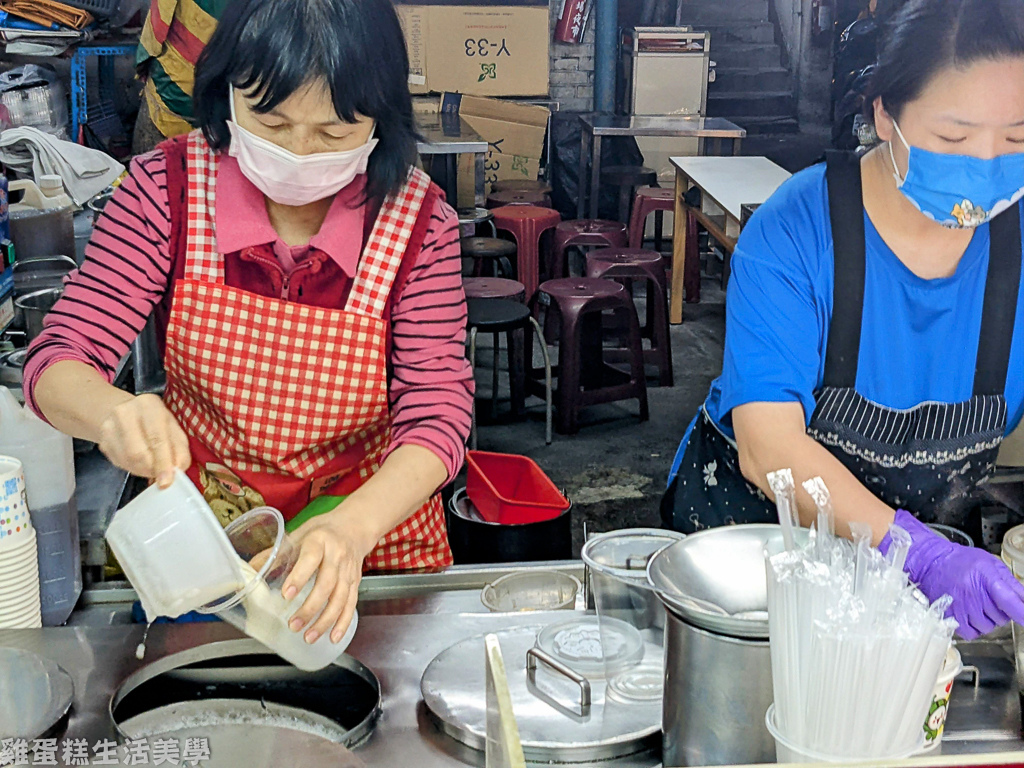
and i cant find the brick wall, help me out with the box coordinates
[548,0,596,112]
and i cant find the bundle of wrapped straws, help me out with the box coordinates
[765,469,956,761]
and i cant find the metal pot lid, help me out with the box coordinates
[116,723,365,768]
[581,528,684,583]
[0,648,74,739]
[647,524,798,639]
[421,625,660,763]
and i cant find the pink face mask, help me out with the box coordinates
[226,85,378,207]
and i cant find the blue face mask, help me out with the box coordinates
[889,121,1024,228]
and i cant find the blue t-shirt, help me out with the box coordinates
[669,163,1024,482]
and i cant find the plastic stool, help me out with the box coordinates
[601,166,658,224]
[492,205,562,303]
[467,298,552,447]
[551,219,629,279]
[491,179,553,196]
[487,189,552,209]
[459,207,498,239]
[461,237,517,278]
[585,248,673,387]
[628,187,675,250]
[531,278,649,434]
[463,277,526,302]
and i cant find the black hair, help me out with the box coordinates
[193,0,418,201]
[865,0,1024,120]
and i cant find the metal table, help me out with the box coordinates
[577,115,747,220]
[416,115,488,209]
[4,564,1024,767]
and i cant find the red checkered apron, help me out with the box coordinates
[162,132,452,572]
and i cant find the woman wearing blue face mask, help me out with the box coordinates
[663,0,1024,639]
[24,0,474,644]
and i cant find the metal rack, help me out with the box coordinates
[69,42,135,142]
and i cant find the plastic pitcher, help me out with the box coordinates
[106,470,245,621]
[199,507,358,671]
[0,386,80,625]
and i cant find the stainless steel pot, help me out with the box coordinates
[662,610,774,766]
[14,287,62,342]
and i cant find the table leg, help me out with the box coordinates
[589,136,603,220]
[733,138,743,156]
[445,154,459,208]
[670,169,688,325]
[578,129,589,220]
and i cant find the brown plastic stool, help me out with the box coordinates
[530,277,649,434]
[585,248,673,387]
[491,179,553,196]
[487,189,552,209]
[467,298,552,447]
[601,165,657,224]
[463,277,526,302]
[551,219,629,279]
[461,237,517,278]
[628,187,674,250]
[492,205,562,303]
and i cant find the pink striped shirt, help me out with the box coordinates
[24,149,474,483]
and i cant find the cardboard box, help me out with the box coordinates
[443,94,549,207]
[399,5,550,98]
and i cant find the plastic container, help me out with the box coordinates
[465,451,569,525]
[106,469,244,621]
[0,388,80,626]
[582,528,684,696]
[8,179,76,264]
[447,487,572,564]
[58,0,121,18]
[920,646,963,751]
[480,570,580,612]
[198,507,357,671]
[1002,524,1024,718]
[765,704,925,764]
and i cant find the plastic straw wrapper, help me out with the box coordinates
[768,468,799,552]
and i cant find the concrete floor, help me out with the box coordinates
[455,129,832,557]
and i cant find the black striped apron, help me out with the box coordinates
[661,152,1022,533]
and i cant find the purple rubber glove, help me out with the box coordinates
[879,510,1024,640]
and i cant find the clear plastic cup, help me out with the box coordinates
[582,528,684,699]
[105,470,245,620]
[765,704,924,764]
[198,507,357,672]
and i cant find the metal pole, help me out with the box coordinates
[594,0,618,113]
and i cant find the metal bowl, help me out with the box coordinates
[647,524,802,639]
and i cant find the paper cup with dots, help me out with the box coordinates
[0,456,33,551]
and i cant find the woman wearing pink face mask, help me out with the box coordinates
[24,0,474,645]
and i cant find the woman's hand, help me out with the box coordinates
[98,394,191,488]
[283,512,375,645]
[883,510,1024,639]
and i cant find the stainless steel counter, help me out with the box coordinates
[3,566,1024,767]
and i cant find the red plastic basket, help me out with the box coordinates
[465,451,570,525]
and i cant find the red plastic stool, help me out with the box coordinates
[551,219,629,279]
[491,179,553,196]
[585,248,673,387]
[463,277,527,302]
[628,187,675,250]
[492,205,562,303]
[487,189,552,209]
[530,277,649,434]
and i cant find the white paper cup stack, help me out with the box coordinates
[0,456,41,629]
